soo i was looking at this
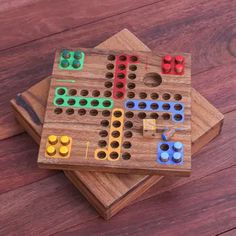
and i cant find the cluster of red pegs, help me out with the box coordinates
[162,55,184,75]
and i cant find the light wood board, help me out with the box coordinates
[38,47,192,176]
[11,29,223,219]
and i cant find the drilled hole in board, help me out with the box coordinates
[126,101,135,108]
[122,152,131,160]
[67,99,76,106]
[101,120,109,127]
[162,93,171,100]
[174,114,183,121]
[57,88,66,95]
[125,111,134,118]
[116,82,124,88]
[110,152,119,160]
[118,64,126,70]
[90,109,98,116]
[119,55,127,61]
[66,108,74,115]
[55,98,64,105]
[116,91,124,98]
[80,90,89,96]
[124,121,133,129]
[102,110,111,117]
[139,92,147,99]
[127,82,136,89]
[68,89,77,96]
[112,130,120,138]
[107,55,115,61]
[112,120,121,128]
[97,151,106,159]
[162,113,170,120]
[117,73,125,79]
[104,81,113,88]
[150,113,159,119]
[160,143,169,151]
[99,130,108,137]
[78,109,86,116]
[114,110,122,118]
[151,93,159,100]
[162,103,170,110]
[92,90,100,97]
[103,100,111,107]
[128,74,136,80]
[110,141,119,148]
[104,90,112,97]
[143,73,162,87]
[138,112,146,119]
[54,108,63,114]
[129,65,137,71]
[174,104,183,111]
[98,140,107,148]
[124,131,133,138]
[138,102,146,109]
[79,99,87,106]
[150,103,159,110]
[174,94,182,101]
[123,141,131,149]
[127,92,135,99]
[106,72,114,79]
[91,99,99,107]
[106,63,114,70]
[130,55,138,62]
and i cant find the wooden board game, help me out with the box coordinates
[38,47,192,176]
[11,29,223,219]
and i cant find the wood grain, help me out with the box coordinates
[0,0,235,234]
[1,0,235,140]
[0,0,156,50]
[11,29,223,219]
[38,48,191,175]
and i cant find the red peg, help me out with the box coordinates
[175,55,184,64]
[175,64,184,74]
[164,55,172,63]
[162,63,172,73]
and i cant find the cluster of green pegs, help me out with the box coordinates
[59,50,85,70]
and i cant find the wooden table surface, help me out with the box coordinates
[0,1,235,235]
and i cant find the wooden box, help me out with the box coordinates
[11,29,224,219]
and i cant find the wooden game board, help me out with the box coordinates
[38,47,192,176]
[11,29,223,219]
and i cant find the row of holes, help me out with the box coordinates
[126,101,183,111]
[55,98,112,107]
[97,151,131,160]
[105,72,136,80]
[54,108,111,116]
[54,110,180,120]
[104,81,136,89]
[127,92,182,101]
[57,88,112,98]
[98,140,131,149]
[107,54,138,63]
[107,63,137,72]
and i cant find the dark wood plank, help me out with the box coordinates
[218,229,236,236]
[0,0,157,50]
[58,167,236,236]
[1,0,235,139]
[0,173,98,235]
[0,133,56,194]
